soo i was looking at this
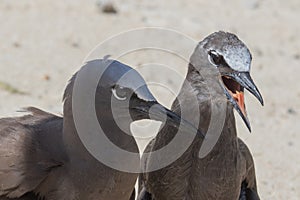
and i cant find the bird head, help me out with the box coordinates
[191,31,263,132]
[95,59,198,135]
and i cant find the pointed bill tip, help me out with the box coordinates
[240,109,251,133]
[245,119,252,133]
[259,95,264,106]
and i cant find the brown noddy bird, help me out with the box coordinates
[0,59,197,200]
[138,31,264,200]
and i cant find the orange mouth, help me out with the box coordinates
[222,76,247,117]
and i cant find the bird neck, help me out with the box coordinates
[62,96,139,161]
[62,98,92,159]
[178,67,238,143]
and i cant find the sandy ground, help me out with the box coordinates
[0,0,299,199]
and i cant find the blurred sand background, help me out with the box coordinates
[0,0,299,199]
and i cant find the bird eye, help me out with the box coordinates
[112,85,129,101]
[208,50,222,66]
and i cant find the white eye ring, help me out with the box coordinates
[112,87,127,101]
[208,50,221,67]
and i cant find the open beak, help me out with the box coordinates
[133,101,204,138]
[220,72,263,132]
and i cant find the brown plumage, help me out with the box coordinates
[0,59,193,200]
[138,32,263,200]
[0,107,64,200]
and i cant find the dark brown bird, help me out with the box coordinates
[0,59,197,200]
[138,31,263,200]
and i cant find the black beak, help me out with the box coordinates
[221,71,263,132]
[231,72,264,106]
[132,101,204,139]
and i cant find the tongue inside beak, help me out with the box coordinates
[232,91,247,118]
[221,71,264,132]
[222,76,251,131]
[222,76,247,117]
